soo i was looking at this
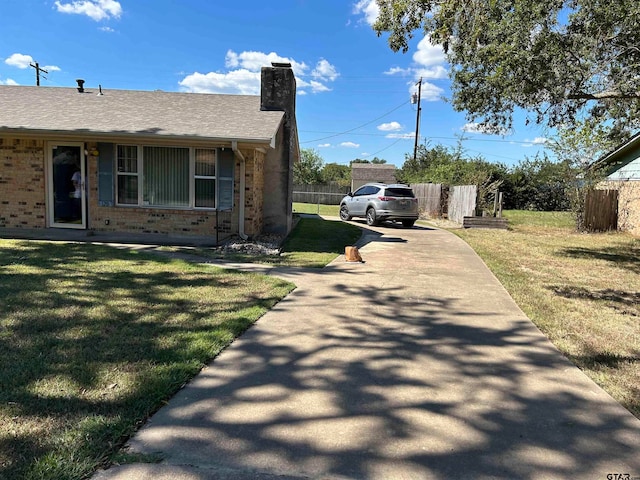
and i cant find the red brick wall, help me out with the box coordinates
[604,180,640,237]
[86,141,245,238]
[0,137,46,228]
[0,138,267,240]
[244,149,265,236]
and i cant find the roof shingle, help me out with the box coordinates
[0,85,284,143]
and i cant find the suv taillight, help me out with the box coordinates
[378,196,395,201]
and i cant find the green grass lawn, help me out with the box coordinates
[166,216,363,268]
[0,241,294,480]
[292,202,340,217]
[502,209,575,228]
[453,210,640,419]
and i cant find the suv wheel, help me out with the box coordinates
[402,219,415,228]
[366,207,378,226]
[339,204,352,221]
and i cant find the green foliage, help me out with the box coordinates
[373,0,640,143]
[399,143,575,212]
[398,143,508,212]
[321,163,351,187]
[350,157,387,165]
[294,148,324,184]
[503,154,575,211]
[547,120,618,229]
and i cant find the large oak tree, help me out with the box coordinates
[373,0,640,142]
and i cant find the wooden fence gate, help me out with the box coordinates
[584,189,618,232]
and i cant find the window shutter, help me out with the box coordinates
[218,148,235,210]
[97,143,115,206]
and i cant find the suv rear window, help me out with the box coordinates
[384,188,415,197]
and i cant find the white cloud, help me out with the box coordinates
[100,26,115,32]
[413,36,446,67]
[415,65,448,80]
[312,59,339,81]
[386,133,415,139]
[318,143,331,148]
[0,78,19,85]
[4,54,60,73]
[298,79,331,94]
[181,50,337,95]
[521,137,548,147]
[353,0,379,26]
[179,69,261,95]
[54,0,122,21]
[385,35,449,97]
[378,121,402,132]
[340,142,360,148]
[409,81,444,102]
[384,67,411,76]
[225,50,307,76]
[5,53,33,69]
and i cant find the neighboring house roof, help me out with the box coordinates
[351,163,397,182]
[0,85,285,145]
[594,131,640,181]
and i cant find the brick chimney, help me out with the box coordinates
[260,62,296,115]
[260,62,298,236]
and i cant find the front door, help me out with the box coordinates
[48,143,86,229]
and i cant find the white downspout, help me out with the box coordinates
[231,141,248,240]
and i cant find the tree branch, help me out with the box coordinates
[568,91,640,100]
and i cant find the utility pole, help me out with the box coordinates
[411,77,423,162]
[29,62,48,86]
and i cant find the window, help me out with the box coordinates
[117,145,138,205]
[144,146,189,207]
[384,188,414,198]
[115,146,233,210]
[194,149,216,208]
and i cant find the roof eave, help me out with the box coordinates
[594,131,640,167]
[0,127,276,147]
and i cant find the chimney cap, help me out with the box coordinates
[271,62,292,68]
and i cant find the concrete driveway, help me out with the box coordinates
[94,222,640,480]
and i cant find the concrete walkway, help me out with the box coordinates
[89,222,640,480]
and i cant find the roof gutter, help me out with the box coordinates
[0,128,276,146]
[231,141,248,240]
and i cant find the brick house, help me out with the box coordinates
[0,63,299,242]
[595,132,640,236]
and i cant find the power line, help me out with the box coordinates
[361,138,405,159]
[301,100,410,144]
[300,130,547,147]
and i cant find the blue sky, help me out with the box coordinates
[0,0,551,168]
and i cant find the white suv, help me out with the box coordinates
[339,183,419,228]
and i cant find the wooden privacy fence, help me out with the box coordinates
[293,182,478,224]
[292,184,350,205]
[448,185,478,224]
[584,189,618,232]
[412,183,443,216]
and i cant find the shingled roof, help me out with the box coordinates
[0,85,285,144]
[351,163,397,182]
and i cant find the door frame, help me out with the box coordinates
[47,141,87,229]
